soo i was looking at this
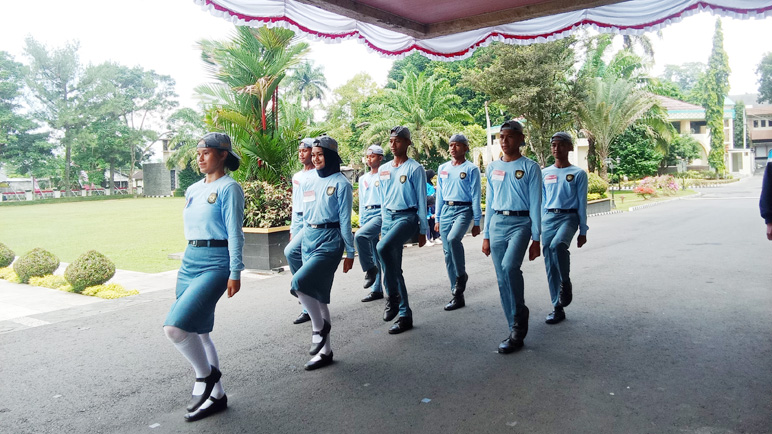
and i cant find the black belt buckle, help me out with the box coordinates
[190,240,206,247]
[365,205,381,210]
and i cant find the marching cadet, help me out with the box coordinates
[284,138,317,325]
[376,126,428,334]
[481,120,542,353]
[355,145,386,302]
[541,132,588,324]
[291,135,355,370]
[434,134,482,311]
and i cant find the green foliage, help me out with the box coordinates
[587,172,609,197]
[28,274,69,289]
[660,62,706,96]
[701,19,730,173]
[285,60,328,109]
[587,193,603,201]
[610,125,663,179]
[757,52,772,104]
[0,243,15,268]
[665,134,702,166]
[164,108,209,171]
[242,180,292,228]
[0,266,20,282]
[64,250,116,292]
[13,248,59,283]
[733,101,747,148]
[177,166,204,193]
[81,283,139,299]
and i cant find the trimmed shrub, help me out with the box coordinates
[65,250,116,292]
[0,243,14,268]
[587,173,609,198]
[587,193,603,201]
[13,248,59,283]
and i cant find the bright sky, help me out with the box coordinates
[1,0,771,111]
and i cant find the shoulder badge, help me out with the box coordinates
[566,174,575,182]
[515,170,525,179]
[207,192,218,204]
[460,172,467,179]
[326,186,336,196]
[400,175,407,184]
[375,180,380,187]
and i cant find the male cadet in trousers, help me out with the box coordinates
[541,132,588,324]
[482,120,542,353]
[435,134,482,311]
[285,138,317,325]
[376,126,428,334]
[355,145,385,302]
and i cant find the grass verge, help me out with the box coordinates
[610,189,698,212]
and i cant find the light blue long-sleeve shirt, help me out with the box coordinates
[435,160,482,225]
[358,170,382,225]
[377,158,428,234]
[302,172,356,258]
[183,175,245,280]
[542,165,589,235]
[290,169,318,236]
[484,156,542,241]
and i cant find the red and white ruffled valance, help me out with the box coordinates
[194,0,772,60]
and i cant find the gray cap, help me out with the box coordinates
[198,132,241,160]
[366,144,384,155]
[449,133,469,146]
[299,138,315,149]
[500,120,524,133]
[314,135,339,153]
[551,132,573,144]
[390,126,411,141]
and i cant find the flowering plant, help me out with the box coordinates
[242,180,292,228]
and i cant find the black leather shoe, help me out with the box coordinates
[361,291,384,302]
[293,312,311,325]
[383,297,400,322]
[186,366,222,412]
[497,336,523,354]
[559,281,573,307]
[444,295,465,311]
[304,352,334,371]
[388,316,413,334]
[511,305,530,344]
[310,320,331,355]
[545,307,566,324]
[363,267,378,288]
[452,273,468,296]
[184,394,228,422]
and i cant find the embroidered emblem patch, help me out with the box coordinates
[515,170,525,179]
[400,175,407,184]
[566,174,575,182]
[207,193,217,204]
[460,172,467,179]
[375,180,380,187]
[326,186,336,196]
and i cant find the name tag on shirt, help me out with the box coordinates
[545,174,558,184]
[303,190,316,202]
[380,171,391,181]
[440,171,449,179]
[491,170,505,181]
[293,179,299,185]
[363,180,369,189]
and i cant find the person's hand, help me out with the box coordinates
[767,223,772,241]
[577,234,587,248]
[418,234,426,247]
[288,233,293,241]
[227,279,241,298]
[482,238,490,256]
[434,222,440,233]
[528,241,541,261]
[342,257,354,273]
[471,225,481,237]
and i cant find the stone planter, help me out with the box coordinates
[243,226,290,271]
[587,198,612,214]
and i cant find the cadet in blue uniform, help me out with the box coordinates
[285,138,317,325]
[164,132,243,421]
[435,134,482,311]
[376,126,428,334]
[482,120,542,353]
[291,136,355,370]
[541,132,588,324]
[355,144,385,302]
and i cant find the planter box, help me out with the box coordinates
[587,198,612,214]
[243,226,290,271]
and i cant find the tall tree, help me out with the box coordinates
[701,19,731,173]
[286,61,328,110]
[164,108,208,171]
[756,52,772,104]
[733,101,746,149]
[661,62,707,96]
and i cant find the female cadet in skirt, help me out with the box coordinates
[290,135,355,370]
[163,132,244,422]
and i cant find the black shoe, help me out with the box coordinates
[293,312,311,325]
[363,267,378,289]
[559,281,573,307]
[545,307,566,324]
[452,273,468,296]
[497,336,523,354]
[444,295,465,311]
[186,366,222,412]
[388,316,413,334]
[511,305,530,345]
[310,320,331,356]
[184,394,228,422]
[383,297,400,322]
[361,291,384,302]
[304,352,334,371]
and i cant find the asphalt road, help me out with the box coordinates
[2,176,770,434]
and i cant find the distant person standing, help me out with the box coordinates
[163,132,243,421]
[376,126,428,334]
[285,138,317,325]
[541,132,588,325]
[425,169,440,246]
[761,152,772,241]
[481,120,542,353]
[355,144,385,302]
[435,134,482,311]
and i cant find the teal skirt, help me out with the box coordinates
[290,227,344,304]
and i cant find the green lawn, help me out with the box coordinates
[610,189,698,212]
[0,197,187,273]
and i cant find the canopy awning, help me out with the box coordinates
[195,0,772,60]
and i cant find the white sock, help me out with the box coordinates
[164,326,211,395]
[200,333,225,399]
[297,293,332,356]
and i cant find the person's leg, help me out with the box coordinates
[284,229,309,321]
[447,208,473,288]
[542,214,562,307]
[356,215,383,294]
[377,213,417,319]
[488,214,515,330]
[439,209,456,289]
[554,214,579,307]
[501,220,531,321]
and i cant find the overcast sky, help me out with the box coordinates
[1,0,771,110]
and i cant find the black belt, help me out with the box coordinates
[295,212,303,216]
[188,239,228,247]
[365,205,382,210]
[495,210,529,217]
[547,208,577,214]
[309,222,340,229]
[388,208,417,213]
[444,201,471,206]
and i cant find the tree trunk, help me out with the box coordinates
[587,137,597,174]
[108,159,115,195]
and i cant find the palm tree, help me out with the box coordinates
[286,61,329,110]
[164,108,208,171]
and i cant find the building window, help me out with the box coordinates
[754,120,759,128]
[763,120,768,128]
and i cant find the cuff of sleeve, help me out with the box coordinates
[579,230,587,236]
[474,220,480,226]
[532,236,540,242]
[229,271,241,281]
[346,250,356,258]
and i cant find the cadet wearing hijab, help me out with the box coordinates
[435,134,482,311]
[163,132,243,421]
[355,144,386,302]
[290,135,355,370]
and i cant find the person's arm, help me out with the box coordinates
[338,179,356,271]
[414,165,429,239]
[435,166,443,224]
[761,163,772,240]
[483,167,493,240]
[471,166,482,228]
[221,182,245,296]
[528,164,542,261]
